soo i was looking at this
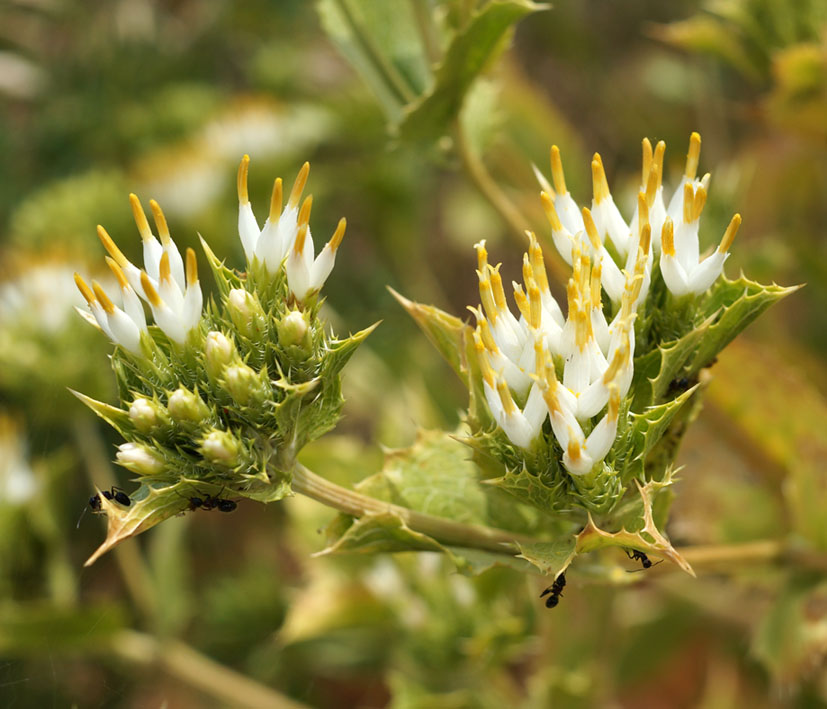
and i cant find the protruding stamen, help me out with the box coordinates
[542,363,562,414]
[97,225,128,268]
[293,224,308,256]
[527,233,550,294]
[685,132,701,180]
[590,262,602,309]
[522,253,533,291]
[489,265,508,312]
[602,337,628,384]
[186,248,198,286]
[298,195,313,228]
[550,146,567,194]
[692,186,707,222]
[567,439,583,464]
[268,178,283,222]
[473,330,495,386]
[129,194,153,242]
[512,283,530,322]
[140,271,163,307]
[639,224,652,258]
[592,154,610,204]
[330,218,346,251]
[653,140,665,187]
[106,257,129,289]
[478,275,498,323]
[475,240,489,273]
[642,138,653,186]
[496,378,517,416]
[288,162,310,209]
[682,183,695,224]
[92,281,115,314]
[474,311,498,351]
[540,191,563,232]
[718,214,741,253]
[581,207,601,251]
[661,218,675,257]
[528,281,542,330]
[159,252,172,284]
[645,166,659,206]
[237,155,250,205]
[534,336,546,374]
[74,273,95,304]
[149,199,172,246]
[574,307,590,350]
[607,383,620,421]
[637,192,649,232]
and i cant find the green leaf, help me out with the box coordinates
[319,512,449,555]
[399,0,545,142]
[516,537,577,577]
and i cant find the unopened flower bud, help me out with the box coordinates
[277,310,310,350]
[167,387,210,424]
[205,331,236,379]
[222,363,268,406]
[116,442,165,476]
[227,288,267,341]
[128,397,168,434]
[200,430,241,467]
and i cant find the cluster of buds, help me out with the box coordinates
[468,133,743,494]
[73,157,372,512]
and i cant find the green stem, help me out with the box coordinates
[110,630,309,709]
[291,463,528,553]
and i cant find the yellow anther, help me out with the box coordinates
[92,281,115,314]
[682,183,695,225]
[645,165,659,206]
[489,265,508,312]
[578,252,590,300]
[607,383,620,421]
[692,186,707,222]
[637,192,649,232]
[97,225,128,268]
[186,248,198,286]
[581,207,601,251]
[639,224,651,258]
[661,218,676,257]
[74,273,96,304]
[237,155,250,204]
[269,177,283,222]
[527,233,550,294]
[298,195,313,228]
[473,330,495,387]
[602,339,628,384]
[534,336,546,374]
[528,281,542,330]
[475,240,489,273]
[592,155,610,204]
[496,378,517,416]
[149,199,171,246]
[642,138,653,186]
[288,161,310,209]
[567,439,583,463]
[140,272,162,307]
[540,191,563,232]
[550,145,567,194]
[513,283,531,322]
[542,373,561,415]
[330,217,347,251]
[478,275,498,323]
[105,257,129,290]
[129,193,153,242]
[653,140,665,187]
[719,213,741,253]
[522,252,533,290]
[476,313,498,351]
[590,262,602,309]
[574,307,590,350]
[293,224,308,256]
[159,252,172,284]
[685,132,701,180]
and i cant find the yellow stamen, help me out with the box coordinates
[92,281,115,314]
[159,252,172,284]
[637,192,649,233]
[97,225,128,268]
[540,191,563,232]
[692,186,707,222]
[330,218,347,251]
[567,439,583,463]
[149,199,171,246]
[661,218,675,257]
[473,330,495,387]
[574,307,590,350]
[581,207,601,251]
[496,378,517,416]
[641,138,653,186]
[527,233,550,294]
[478,275,498,323]
[528,280,542,330]
[288,162,310,209]
[542,371,561,415]
[718,213,741,253]
[578,252,590,301]
[602,339,628,385]
[566,279,578,315]
[475,311,498,351]
[475,240,489,273]
[74,273,96,304]
[140,272,162,308]
[607,384,620,421]
[269,177,283,222]
[550,145,567,194]
[534,336,546,374]
[186,248,198,286]
[639,224,651,258]
[653,140,665,187]
[685,132,701,180]
[105,257,129,290]
[237,155,250,204]
[489,265,508,312]
[682,183,695,225]
[590,262,602,309]
[298,195,313,228]
[293,224,308,256]
[645,165,658,207]
[513,284,530,322]
[129,193,153,242]
[592,155,610,204]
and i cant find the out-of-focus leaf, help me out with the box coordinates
[399,0,545,142]
[319,512,449,555]
[517,537,576,577]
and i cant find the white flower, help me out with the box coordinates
[236,156,347,301]
[116,442,165,476]
[75,195,203,349]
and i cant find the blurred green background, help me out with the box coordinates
[1,0,826,706]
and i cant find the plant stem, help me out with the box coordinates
[111,630,309,709]
[291,463,528,553]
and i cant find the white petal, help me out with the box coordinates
[687,251,728,294]
[592,196,630,259]
[107,308,143,354]
[238,202,260,262]
[584,409,619,463]
[121,286,146,330]
[309,243,336,292]
[183,282,203,332]
[659,251,691,297]
[142,237,164,282]
[554,192,585,235]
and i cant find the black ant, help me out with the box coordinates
[179,488,237,513]
[625,549,663,572]
[78,487,130,527]
[539,572,566,609]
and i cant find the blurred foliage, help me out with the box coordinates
[0,0,826,707]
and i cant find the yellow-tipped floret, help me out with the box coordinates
[298,195,313,228]
[74,273,96,304]
[661,218,675,257]
[97,225,128,268]
[288,162,310,209]
[140,272,162,307]
[129,194,153,242]
[237,155,250,204]
[149,200,172,246]
[719,213,741,253]
[186,248,198,286]
[92,282,115,314]
[591,154,610,204]
[550,145,567,194]
[685,132,701,180]
[269,177,283,222]
[106,257,129,290]
[330,218,347,251]
[540,191,563,232]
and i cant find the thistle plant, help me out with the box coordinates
[73,157,375,564]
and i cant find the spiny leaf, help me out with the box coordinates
[69,389,131,436]
[398,0,546,142]
[316,511,448,556]
[516,537,577,577]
